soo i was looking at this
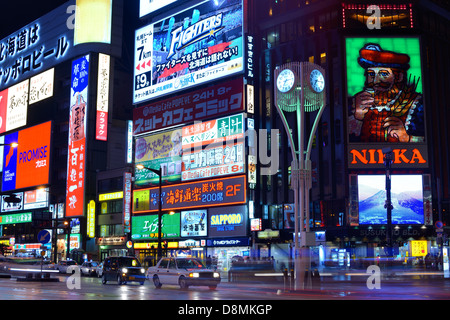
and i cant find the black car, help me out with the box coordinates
[101,256,145,285]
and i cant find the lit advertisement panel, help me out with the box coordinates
[182,141,244,182]
[133,0,244,104]
[181,113,244,150]
[346,37,424,144]
[66,55,89,218]
[6,80,29,132]
[133,175,246,213]
[134,128,182,187]
[0,2,74,90]
[29,68,54,105]
[181,209,207,237]
[96,53,110,141]
[74,0,112,45]
[2,121,52,192]
[131,212,181,239]
[208,205,247,237]
[357,175,424,225]
[24,188,49,210]
[133,78,244,135]
[0,89,7,134]
[139,0,179,17]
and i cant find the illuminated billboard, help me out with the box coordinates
[3,80,29,133]
[2,121,52,192]
[96,53,110,141]
[182,141,245,182]
[133,175,246,213]
[346,37,424,144]
[133,78,244,135]
[131,212,181,239]
[74,0,112,46]
[208,205,247,237]
[0,2,73,90]
[139,0,179,17]
[182,113,244,150]
[357,175,424,225]
[134,128,182,187]
[181,210,207,237]
[29,68,54,105]
[66,55,89,218]
[133,0,244,104]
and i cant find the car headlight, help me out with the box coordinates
[122,268,128,274]
[189,272,200,278]
[213,272,220,278]
[140,268,145,274]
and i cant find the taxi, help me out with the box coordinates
[147,257,220,289]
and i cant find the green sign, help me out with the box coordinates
[131,212,180,240]
[0,212,32,225]
[346,37,422,96]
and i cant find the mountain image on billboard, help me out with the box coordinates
[358,175,424,224]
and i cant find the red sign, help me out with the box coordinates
[66,55,89,218]
[133,78,244,135]
[133,175,246,213]
[0,89,7,134]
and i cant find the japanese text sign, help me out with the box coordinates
[133,175,246,213]
[133,0,244,103]
[66,55,89,218]
[133,78,244,135]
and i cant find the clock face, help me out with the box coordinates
[277,69,295,93]
[309,69,325,93]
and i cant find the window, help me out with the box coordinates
[159,258,169,268]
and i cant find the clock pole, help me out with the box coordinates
[274,62,326,290]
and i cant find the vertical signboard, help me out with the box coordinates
[123,172,132,233]
[87,200,95,238]
[66,55,89,218]
[6,80,29,132]
[96,53,110,141]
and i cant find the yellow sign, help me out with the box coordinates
[410,240,428,257]
[87,200,96,238]
[99,191,123,201]
[134,242,178,250]
[75,0,112,45]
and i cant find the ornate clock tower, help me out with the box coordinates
[274,61,326,290]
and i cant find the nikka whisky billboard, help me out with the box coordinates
[345,37,428,169]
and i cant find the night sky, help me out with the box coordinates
[0,1,69,40]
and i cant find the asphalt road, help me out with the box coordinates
[0,270,449,301]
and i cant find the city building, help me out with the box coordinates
[0,0,135,262]
[1,0,448,274]
[130,0,450,273]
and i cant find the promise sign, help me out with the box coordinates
[2,121,52,192]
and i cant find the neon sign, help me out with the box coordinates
[348,145,428,169]
[133,175,246,213]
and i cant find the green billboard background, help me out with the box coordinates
[346,37,423,97]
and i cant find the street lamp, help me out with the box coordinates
[383,147,394,258]
[0,142,18,148]
[136,164,163,261]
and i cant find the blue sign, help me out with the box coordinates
[37,230,51,244]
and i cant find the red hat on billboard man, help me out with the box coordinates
[352,44,418,143]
